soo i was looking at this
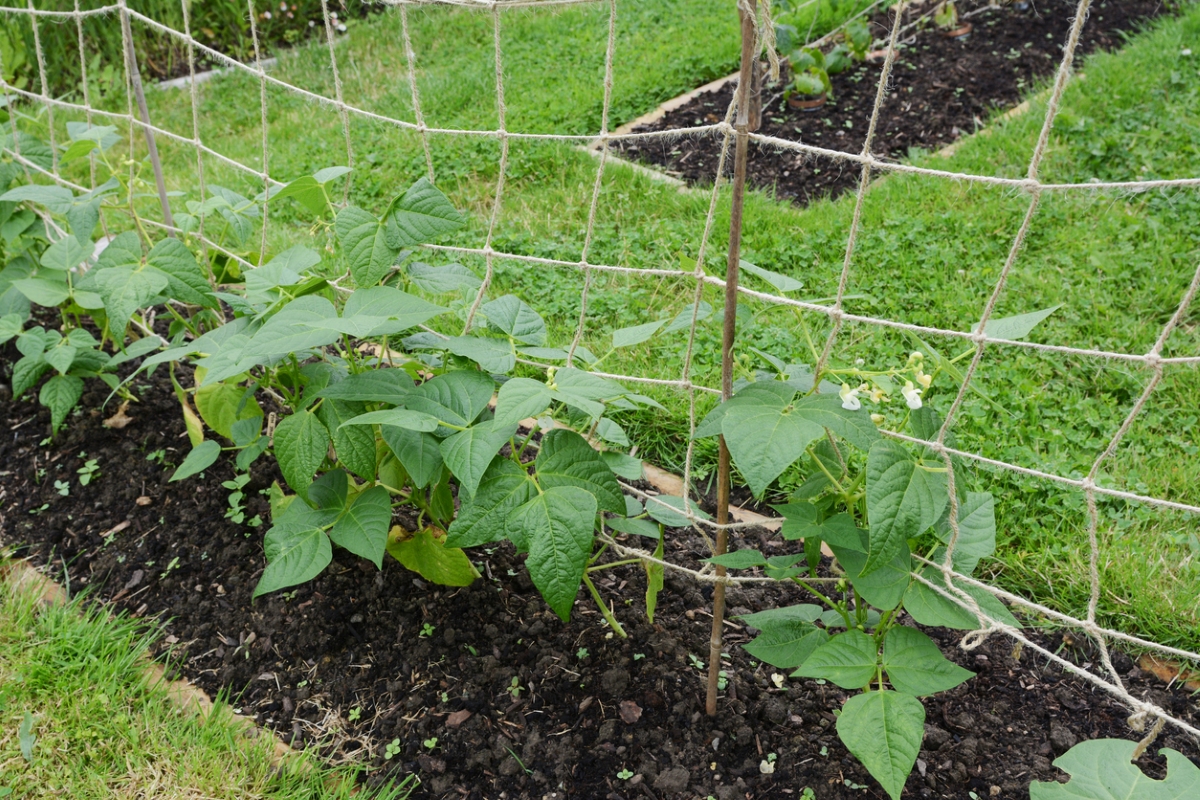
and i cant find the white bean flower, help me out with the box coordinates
[839,382,862,411]
[901,380,923,410]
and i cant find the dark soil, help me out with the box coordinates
[2,359,1199,799]
[615,0,1172,207]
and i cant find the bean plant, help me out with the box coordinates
[0,121,1067,799]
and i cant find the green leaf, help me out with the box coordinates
[340,408,441,432]
[738,604,823,629]
[406,261,481,294]
[336,205,398,287]
[146,238,218,309]
[43,343,77,375]
[406,370,494,429]
[170,440,221,481]
[790,393,880,451]
[864,440,946,576]
[662,300,712,334]
[704,550,767,569]
[0,313,22,344]
[95,230,142,270]
[975,305,1060,341]
[383,178,465,249]
[535,429,623,514]
[693,381,794,438]
[830,538,912,611]
[836,691,925,800]
[721,389,825,496]
[644,494,710,527]
[739,259,803,293]
[481,295,547,346]
[273,409,330,498]
[604,516,660,538]
[340,285,447,335]
[511,486,597,622]
[317,369,413,404]
[309,469,349,512]
[744,621,828,670]
[903,572,1022,630]
[329,486,391,568]
[445,458,537,548]
[595,418,628,446]
[882,627,973,696]
[38,374,83,432]
[274,175,329,216]
[94,266,168,338]
[1030,739,1200,800]
[494,377,552,427]
[386,529,479,586]
[12,354,48,398]
[440,420,517,497]
[313,166,353,184]
[773,505,864,551]
[381,426,443,489]
[40,236,89,272]
[612,319,666,348]
[599,451,643,481]
[254,522,332,598]
[794,630,877,689]
[0,184,75,213]
[19,710,36,762]
[933,492,996,573]
[195,382,262,440]
[12,274,70,306]
[316,399,378,482]
[444,335,516,373]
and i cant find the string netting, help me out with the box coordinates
[1,0,1198,758]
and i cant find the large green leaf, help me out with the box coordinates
[146,238,217,309]
[494,377,552,427]
[273,175,329,216]
[381,426,443,489]
[836,691,925,800]
[43,343,77,375]
[1030,739,1200,800]
[328,486,391,568]
[317,369,413,404]
[253,522,332,598]
[440,420,517,497]
[744,621,828,670]
[794,630,877,689]
[335,205,398,287]
[882,627,973,696]
[444,335,516,373]
[40,236,89,272]
[738,604,823,629]
[739,259,803,293]
[94,266,168,337]
[273,409,330,498]
[643,494,710,528]
[830,536,912,611]
[386,529,478,586]
[789,393,880,451]
[12,274,70,307]
[38,374,83,433]
[406,262,481,294]
[535,429,623,514]
[383,178,465,249]
[340,285,446,335]
[864,440,946,576]
[445,458,537,548]
[340,408,441,432]
[932,491,996,573]
[406,370,494,429]
[612,319,666,348]
[511,486,597,622]
[480,295,547,346]
[195,381,262,440]
[903,572,1022,630]
[316,399,378,482]
[0,184,75,213]
[720,389,825,496]
[975,305,1060,341]
[170,440,222,482]
[773,505,864,551]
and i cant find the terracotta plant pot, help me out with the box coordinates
[787,93,827,112]
[941,21,973,40]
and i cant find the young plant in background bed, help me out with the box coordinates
[696,261,1059,799]
[0,123,213,433]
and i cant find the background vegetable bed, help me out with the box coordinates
[1,0,1200,797]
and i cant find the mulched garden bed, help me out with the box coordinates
[614,0,1171,207]
[2,355,1199,799]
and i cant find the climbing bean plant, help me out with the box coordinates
[0,121,1084,800]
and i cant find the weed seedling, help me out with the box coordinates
[505,747,532,775]
[384,739,401,760]
[617,769,634,780]
[348,707,362,722]
[508,676,523,699]
[422,736,438,750]
[77,457,100,486]
[688,654,704,670]
[576,647,589,660]
[419,622,436,638]
[53,480,69,496]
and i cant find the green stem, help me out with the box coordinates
[581,572,627,638]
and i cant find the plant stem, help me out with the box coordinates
[581,572,627,638]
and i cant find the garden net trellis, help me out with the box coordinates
[1,0,1199,759]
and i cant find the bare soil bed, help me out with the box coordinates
[2,348,1199,799]
[614,0,1170,207]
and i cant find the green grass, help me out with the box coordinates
[16,1,1200,651]
[0,570,414,798]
